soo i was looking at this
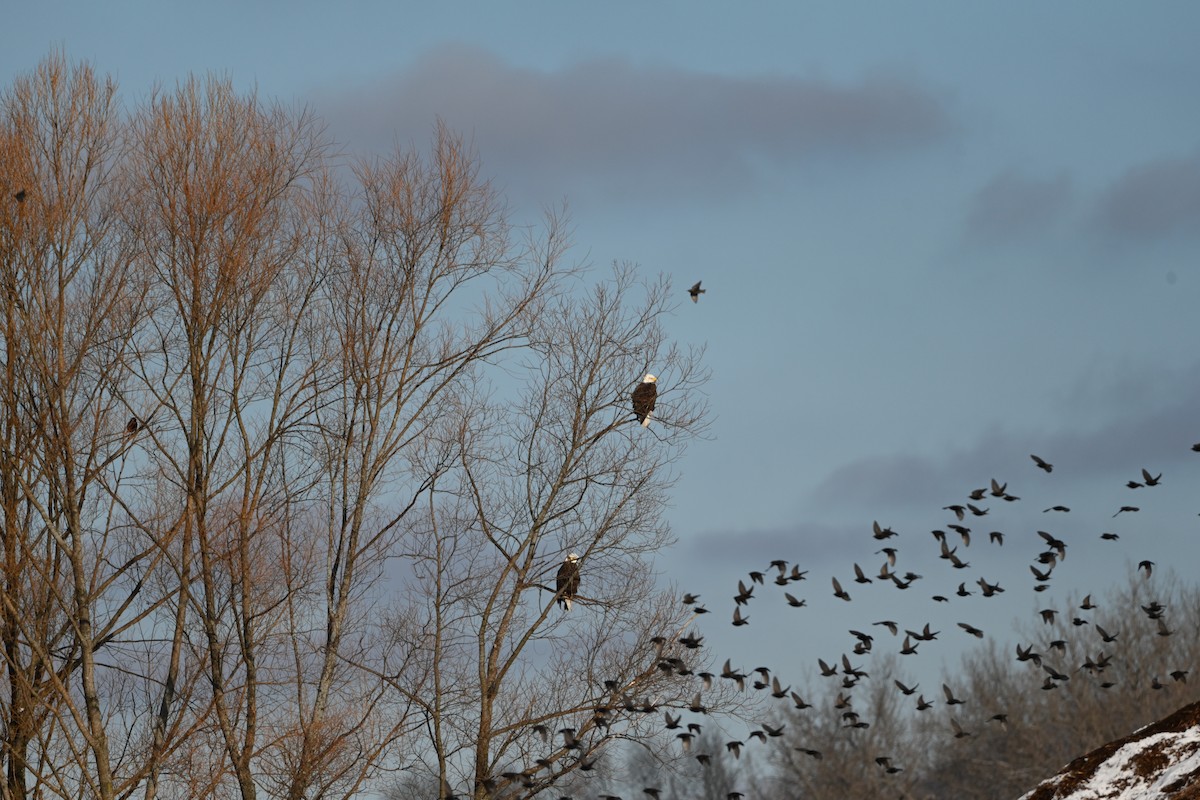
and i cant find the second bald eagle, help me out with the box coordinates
[632,374,657,427]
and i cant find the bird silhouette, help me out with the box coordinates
[687,281,705,303]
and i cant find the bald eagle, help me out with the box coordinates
[632,374,657,427]
[556,553,581,611]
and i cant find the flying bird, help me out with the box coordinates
[1031,454,1053,472]
[872,520,897,539]
[958,622,984,639]
[831,576,851,602]
[631,374,658,427]
[688,281,705,303]
[1114,506,1139,517]
[1141,468,1162,486]
[556,553,581,611]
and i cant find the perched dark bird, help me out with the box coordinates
[631,375,658,427]
[125,416,139,434]
[13,189,26,203]
[556,554,581,610]
[1031,454,1053,472]
[687,281,705,303]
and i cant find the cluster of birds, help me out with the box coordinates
[537,340,1200,800]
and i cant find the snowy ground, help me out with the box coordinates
[1020,701,1200,800]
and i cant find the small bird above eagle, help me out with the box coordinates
[556,553,581,611]
[632,374,657,427]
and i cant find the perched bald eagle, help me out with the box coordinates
[556,553,581,611]
[632,374,658,427]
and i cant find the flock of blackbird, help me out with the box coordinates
[538,441,1199,800]
[526,281,1199,800]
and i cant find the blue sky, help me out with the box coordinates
[7,0,1200,732]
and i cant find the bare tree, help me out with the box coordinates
[0,50,164,800]
[3,53,723,800]
[375,259,715,799]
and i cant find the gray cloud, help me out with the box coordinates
[309,44,954,204]
[1093,150,1200,240]
[964,169,1073,242]
[808,362,1200,511]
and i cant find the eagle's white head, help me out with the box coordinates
[643,374,657,383]
[566,552,580,562]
